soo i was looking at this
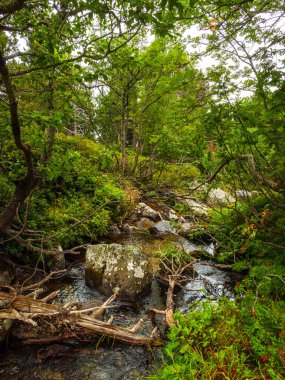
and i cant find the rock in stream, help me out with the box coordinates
[85,244,153,301]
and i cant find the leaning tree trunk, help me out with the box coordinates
[0,49,39,234]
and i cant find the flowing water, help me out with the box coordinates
[0,229,241,379]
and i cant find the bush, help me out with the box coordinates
[149,295,285,380]
[153,163,200,188]
[2,134,128,255]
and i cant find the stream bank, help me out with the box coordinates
[0,197,242,379]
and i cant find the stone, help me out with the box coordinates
[178,216,186,223]
[179,222,194,235]
[123,224,133,234]
[136,202,162,221]
[207,188,235,206]
[149,220,177,235]
[168,209,179,220]
[108,225,121,237]
[85,244,153,301]
[176,263,236,311]
[235,189,259,199]
[181,198,210,215]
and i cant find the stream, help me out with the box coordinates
[0,212,242,379]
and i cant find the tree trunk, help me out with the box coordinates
[0,49,39,234]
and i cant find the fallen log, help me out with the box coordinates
[0,291,163,347]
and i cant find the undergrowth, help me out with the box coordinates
[149,291,285,380]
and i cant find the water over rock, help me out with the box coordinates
[176,262,236,311]
[85,244,153,301]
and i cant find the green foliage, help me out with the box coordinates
[153,163,200,189]
[157,245,189,264]
[2,134,127,252]
[207,197,285,298]
[150,295,285,380]
[0,173,14,208]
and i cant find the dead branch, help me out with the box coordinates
[20,269,67,292]
[0,291,162,347]
[69,294,117,316]
[40,290,61,303]
[91,293,117,318]
[165,279,176,327]
[150,256,196,328]
[129,318,144,333]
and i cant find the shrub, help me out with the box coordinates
[153,163,200,188]
[149,295,285,380]
[2,134,128,255]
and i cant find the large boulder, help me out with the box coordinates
[85,244,153,301]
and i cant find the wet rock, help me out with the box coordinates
[178,279,206,304]
[136,202,162,221]
[85,244,153,301]
[149,220,178,235]
[207,188,235,206]
[178,238,201,254]
[192,263,235,298]
[202,243,215,256]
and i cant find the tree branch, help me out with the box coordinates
[0,0,26,15]
[246,155,281,192]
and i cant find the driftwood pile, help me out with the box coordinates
[0,269,162,347]
[0,289,162,346]
[0,254,196,348]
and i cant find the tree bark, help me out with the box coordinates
[0,50,39,233]
[246,155,281,192]
[0,291,163,347]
